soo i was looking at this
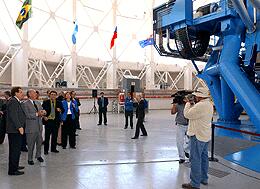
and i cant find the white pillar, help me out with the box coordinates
[145,49,155,89]
[106,59,117,89]
[106,0,117,89]
[12,23,29,87]
[184,65,193,90]
[64,0,77,88]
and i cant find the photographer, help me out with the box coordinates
[171,92,189,164]
[182,87,214,189]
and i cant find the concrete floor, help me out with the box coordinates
[0,110,260,189]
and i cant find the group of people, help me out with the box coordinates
[124,92,148,139]
[0,87,81,176]
[0,86,213,189]
[171,87,214,189]
[97,91,148,139]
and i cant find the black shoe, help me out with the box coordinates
[21,148,28,152]
[77,128,82,130]
[185,152,190,158]
[37,157,44,162]
[201,181,208,185]
[51,150,59,153]
[8,170,24,176]
[182,183,200,189]
[104,123,107,126]
[75,134,79,136]
[97,123,101,125]
[141,134,148,136]
[62,146,66,149]
[179,159,185,164]
[44,151,48,155]
[131,137,138,139]
[18,166,25,170]
[28,160,34,165]
[131,127,133,129]
[70,146,76,149]
[124,126,128,129]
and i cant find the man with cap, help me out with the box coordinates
[97,92,109,125]
[181,87,214,189]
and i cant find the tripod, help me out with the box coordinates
[89,97,98,114]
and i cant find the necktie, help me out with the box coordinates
[33,101,38,111]
[102,98,104,107]
[48,101,55,120]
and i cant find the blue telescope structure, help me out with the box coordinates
[153,0,260,133]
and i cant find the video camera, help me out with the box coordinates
[171,90,193,104]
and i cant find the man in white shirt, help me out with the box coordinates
[182,87,214,189]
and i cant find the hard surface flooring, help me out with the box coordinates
[0,110,260,189]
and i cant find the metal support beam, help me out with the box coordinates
[0,45,20,78]
[46,55,71,87]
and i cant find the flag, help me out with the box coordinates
[110,26,117,49]
[72,20,78,45]
[16,0,32,29]
[139,37,154,48]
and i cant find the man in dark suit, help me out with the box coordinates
[71,91,81,130]
[131,94,147,139]
[0,91,12,144]
[42,90,63,154]
[6,87,26,175]
[22,89,46,165]
[97,92,109,125]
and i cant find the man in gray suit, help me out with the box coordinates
[22,89,46,165]
[6,87,26,176]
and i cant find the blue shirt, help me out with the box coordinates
[124,97,133,112]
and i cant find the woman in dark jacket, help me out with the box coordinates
[131,94,147,139]
[60,92,78,149]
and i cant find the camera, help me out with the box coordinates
[171,90,193,104]
[186,94,196,104]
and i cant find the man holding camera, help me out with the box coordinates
[182,87,214,189]
[171,93,189,164]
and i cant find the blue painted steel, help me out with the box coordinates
[154,0,192,29]
[225,144,260,173]
[219,34,260,127]
[231,0,255,33]
[154,0,260,129]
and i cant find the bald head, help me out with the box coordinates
[27,89,37,100]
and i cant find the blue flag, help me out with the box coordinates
[72,20,78,44]
[139,37,154,48]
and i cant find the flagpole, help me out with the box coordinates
[12,19,29,87]
[145,0,156,90]
[64,0,77,87]
[107,0,118,89]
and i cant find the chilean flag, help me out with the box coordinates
[110,26,117,49]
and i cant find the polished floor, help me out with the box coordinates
[0,110,260,189]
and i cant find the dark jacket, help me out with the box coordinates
[0,99,7,133]
[97,97,109,111]
[6,97,26,133]
[136,99,145,120]
[42,99,63,124]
